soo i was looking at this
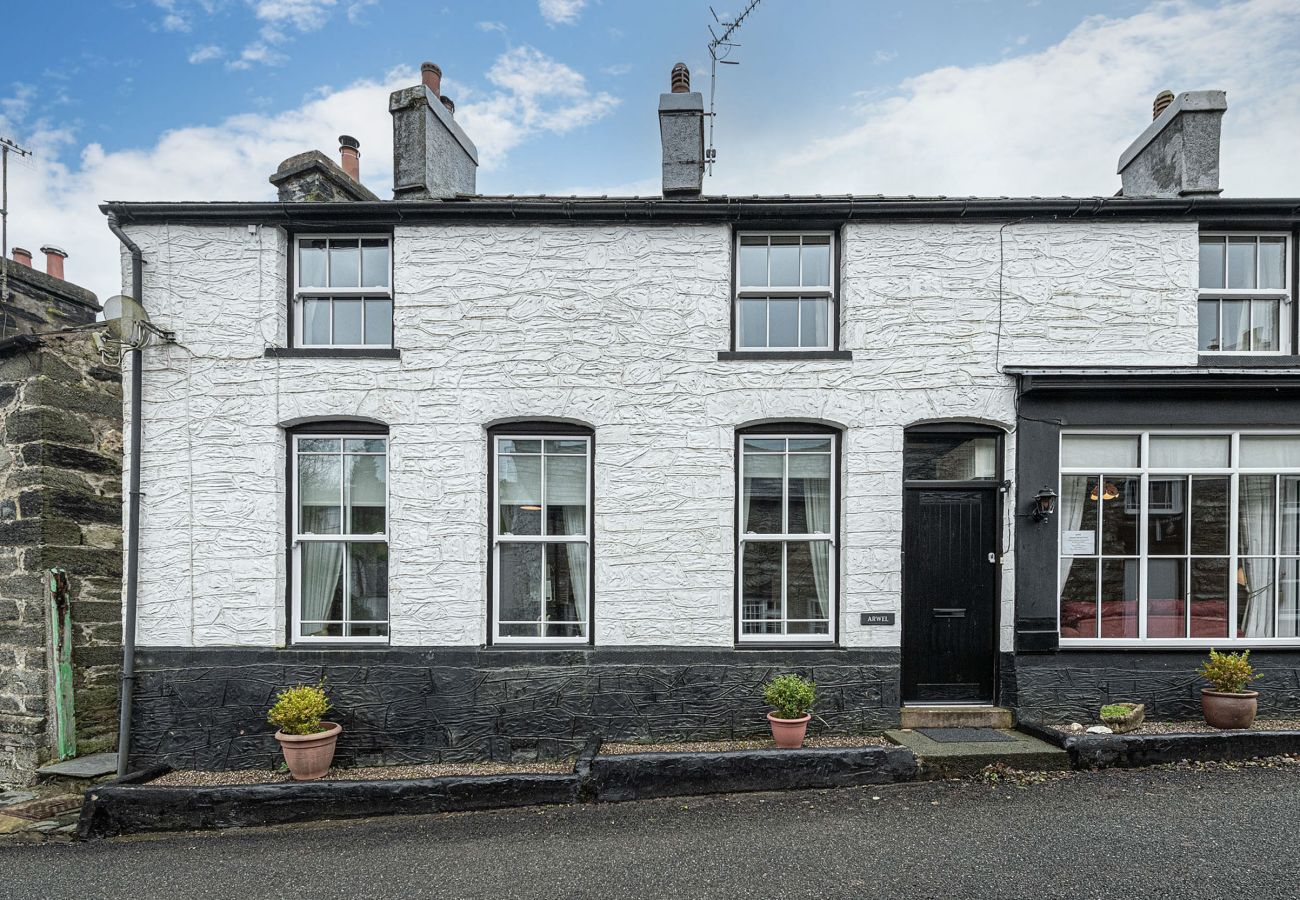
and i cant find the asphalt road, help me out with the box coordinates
[3,765,1296,900]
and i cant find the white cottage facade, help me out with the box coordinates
[102,67,1300,768]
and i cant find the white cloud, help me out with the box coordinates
[872,50,897,65]
[709,0,1300,198]
[0,47,619,301]
[227,40,287,70]
[539,0,585,26]
[249,0,338,31]
[477,20,508,34]
[187,44,225,64]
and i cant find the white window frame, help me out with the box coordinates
[491,434,593,645]
[293,234,394,350]
[1197,232,1291,356]
[737,432,838,643]
[291,433,390,644]
[733,231,836,352]
[1058,429,1300,648]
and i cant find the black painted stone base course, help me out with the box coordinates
[1019,721,1300,770]
[588,746,918,802]
[78,745,918,838]
[128,646,901,771]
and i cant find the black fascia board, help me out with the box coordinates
[1014,369,1300,395]
[99,196,1300,228]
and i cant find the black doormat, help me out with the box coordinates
[917,727,1016,743]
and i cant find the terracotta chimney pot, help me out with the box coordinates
[11,247,32,267]
[338,135,361,182]
[671,62,691,93]
[1153,90,1175,120]
[421,61,442,97]
[40,245,68,281]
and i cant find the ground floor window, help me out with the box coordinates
[291,429,389,642]
[491,426,592,643]
[738,427,837,641]
[1059,431,1300,644]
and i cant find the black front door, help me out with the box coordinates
[901,487,998,704]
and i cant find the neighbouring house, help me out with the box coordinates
[100,65,1300,771]
[0,248,122,785]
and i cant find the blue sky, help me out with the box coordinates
[3,0,1299,297]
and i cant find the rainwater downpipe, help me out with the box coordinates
[107,213,143,778]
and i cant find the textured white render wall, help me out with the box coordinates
[121,219,1198,649]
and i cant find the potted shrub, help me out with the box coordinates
[1099,702,1145,734]
[268,683,341,780]
[1199,649,1259,730]
[764,674,816,749]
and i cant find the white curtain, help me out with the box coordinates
[1280,478,1299,637]
[1239,476,1275,638]
[301,542,344,625]
[1057,475,1089,593]
[561,507,588,629]
[803,475,831,620]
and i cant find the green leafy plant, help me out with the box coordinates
[1199,649,1258,694]
[267,683,331,735]
[1100,703,1137,720]
[763,674,816,720]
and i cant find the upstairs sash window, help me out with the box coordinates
[734,233,835,351]
[295,236,393,348]
[1198,234,1290,354]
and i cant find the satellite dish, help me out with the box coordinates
[102,295,151,345]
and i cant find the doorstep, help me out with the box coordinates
[885,728,1068,778]
[899,706,1015,730]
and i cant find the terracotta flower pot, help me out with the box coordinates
[275,722,342,780]
[767,712,811,749]
[1201,690,1259,730]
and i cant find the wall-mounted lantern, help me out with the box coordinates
[1031,486,1058,523]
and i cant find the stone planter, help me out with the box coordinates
[274,722,342,781]
[1201,690,1259,730]
[1100,703,1145,734]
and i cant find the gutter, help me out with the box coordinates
[106,212,144,779]
[99,196,1300,228]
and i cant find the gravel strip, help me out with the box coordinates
[151,760,571,787]
[1051,718,1300,736]
[600,734,888,755]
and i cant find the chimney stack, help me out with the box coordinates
[658,62,705,198]
[390,60,478,199]
[1118,90,1227,197]
[40,245,67,280]
[11,247,32,267]
[338,135,361,182]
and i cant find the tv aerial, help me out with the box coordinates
[706,0,763,176]
[95,294,174,364]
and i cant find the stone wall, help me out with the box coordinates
[0,327,122,784]
[129,646,900,770]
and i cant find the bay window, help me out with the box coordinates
[491,427,592,643]
[292,430,389,642]
[1059,431,1300,645]
[734,233,835,351]
[294,236,393,348]
[1198,234,1290,354]
[738,428,837,641]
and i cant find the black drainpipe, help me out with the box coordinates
[106,213,144,779]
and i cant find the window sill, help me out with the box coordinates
[1197,354,1300,368]
[285,642,392,650]
[266,347,401,359]
[734,642,840,650]
[717,350,853,362]
[1058,639,1300,650]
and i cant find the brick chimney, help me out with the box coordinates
[338,135,361,182]
[1118,90,1227,197]
[390,60,478,199]
[40,245,67,281]
[659,62,704,198]
[11,247,32,267]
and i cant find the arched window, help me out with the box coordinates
[289,421,389,643]
[489,421,594,644]
[736,423,839,643]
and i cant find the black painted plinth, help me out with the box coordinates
[588,746,918,802]
[129,646,901,771]
[1004,651,1300,723]
[1019,720,1300,770]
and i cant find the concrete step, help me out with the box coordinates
[36,752,118,791]
[885,728,1069,778]
[900,706,1015,730]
